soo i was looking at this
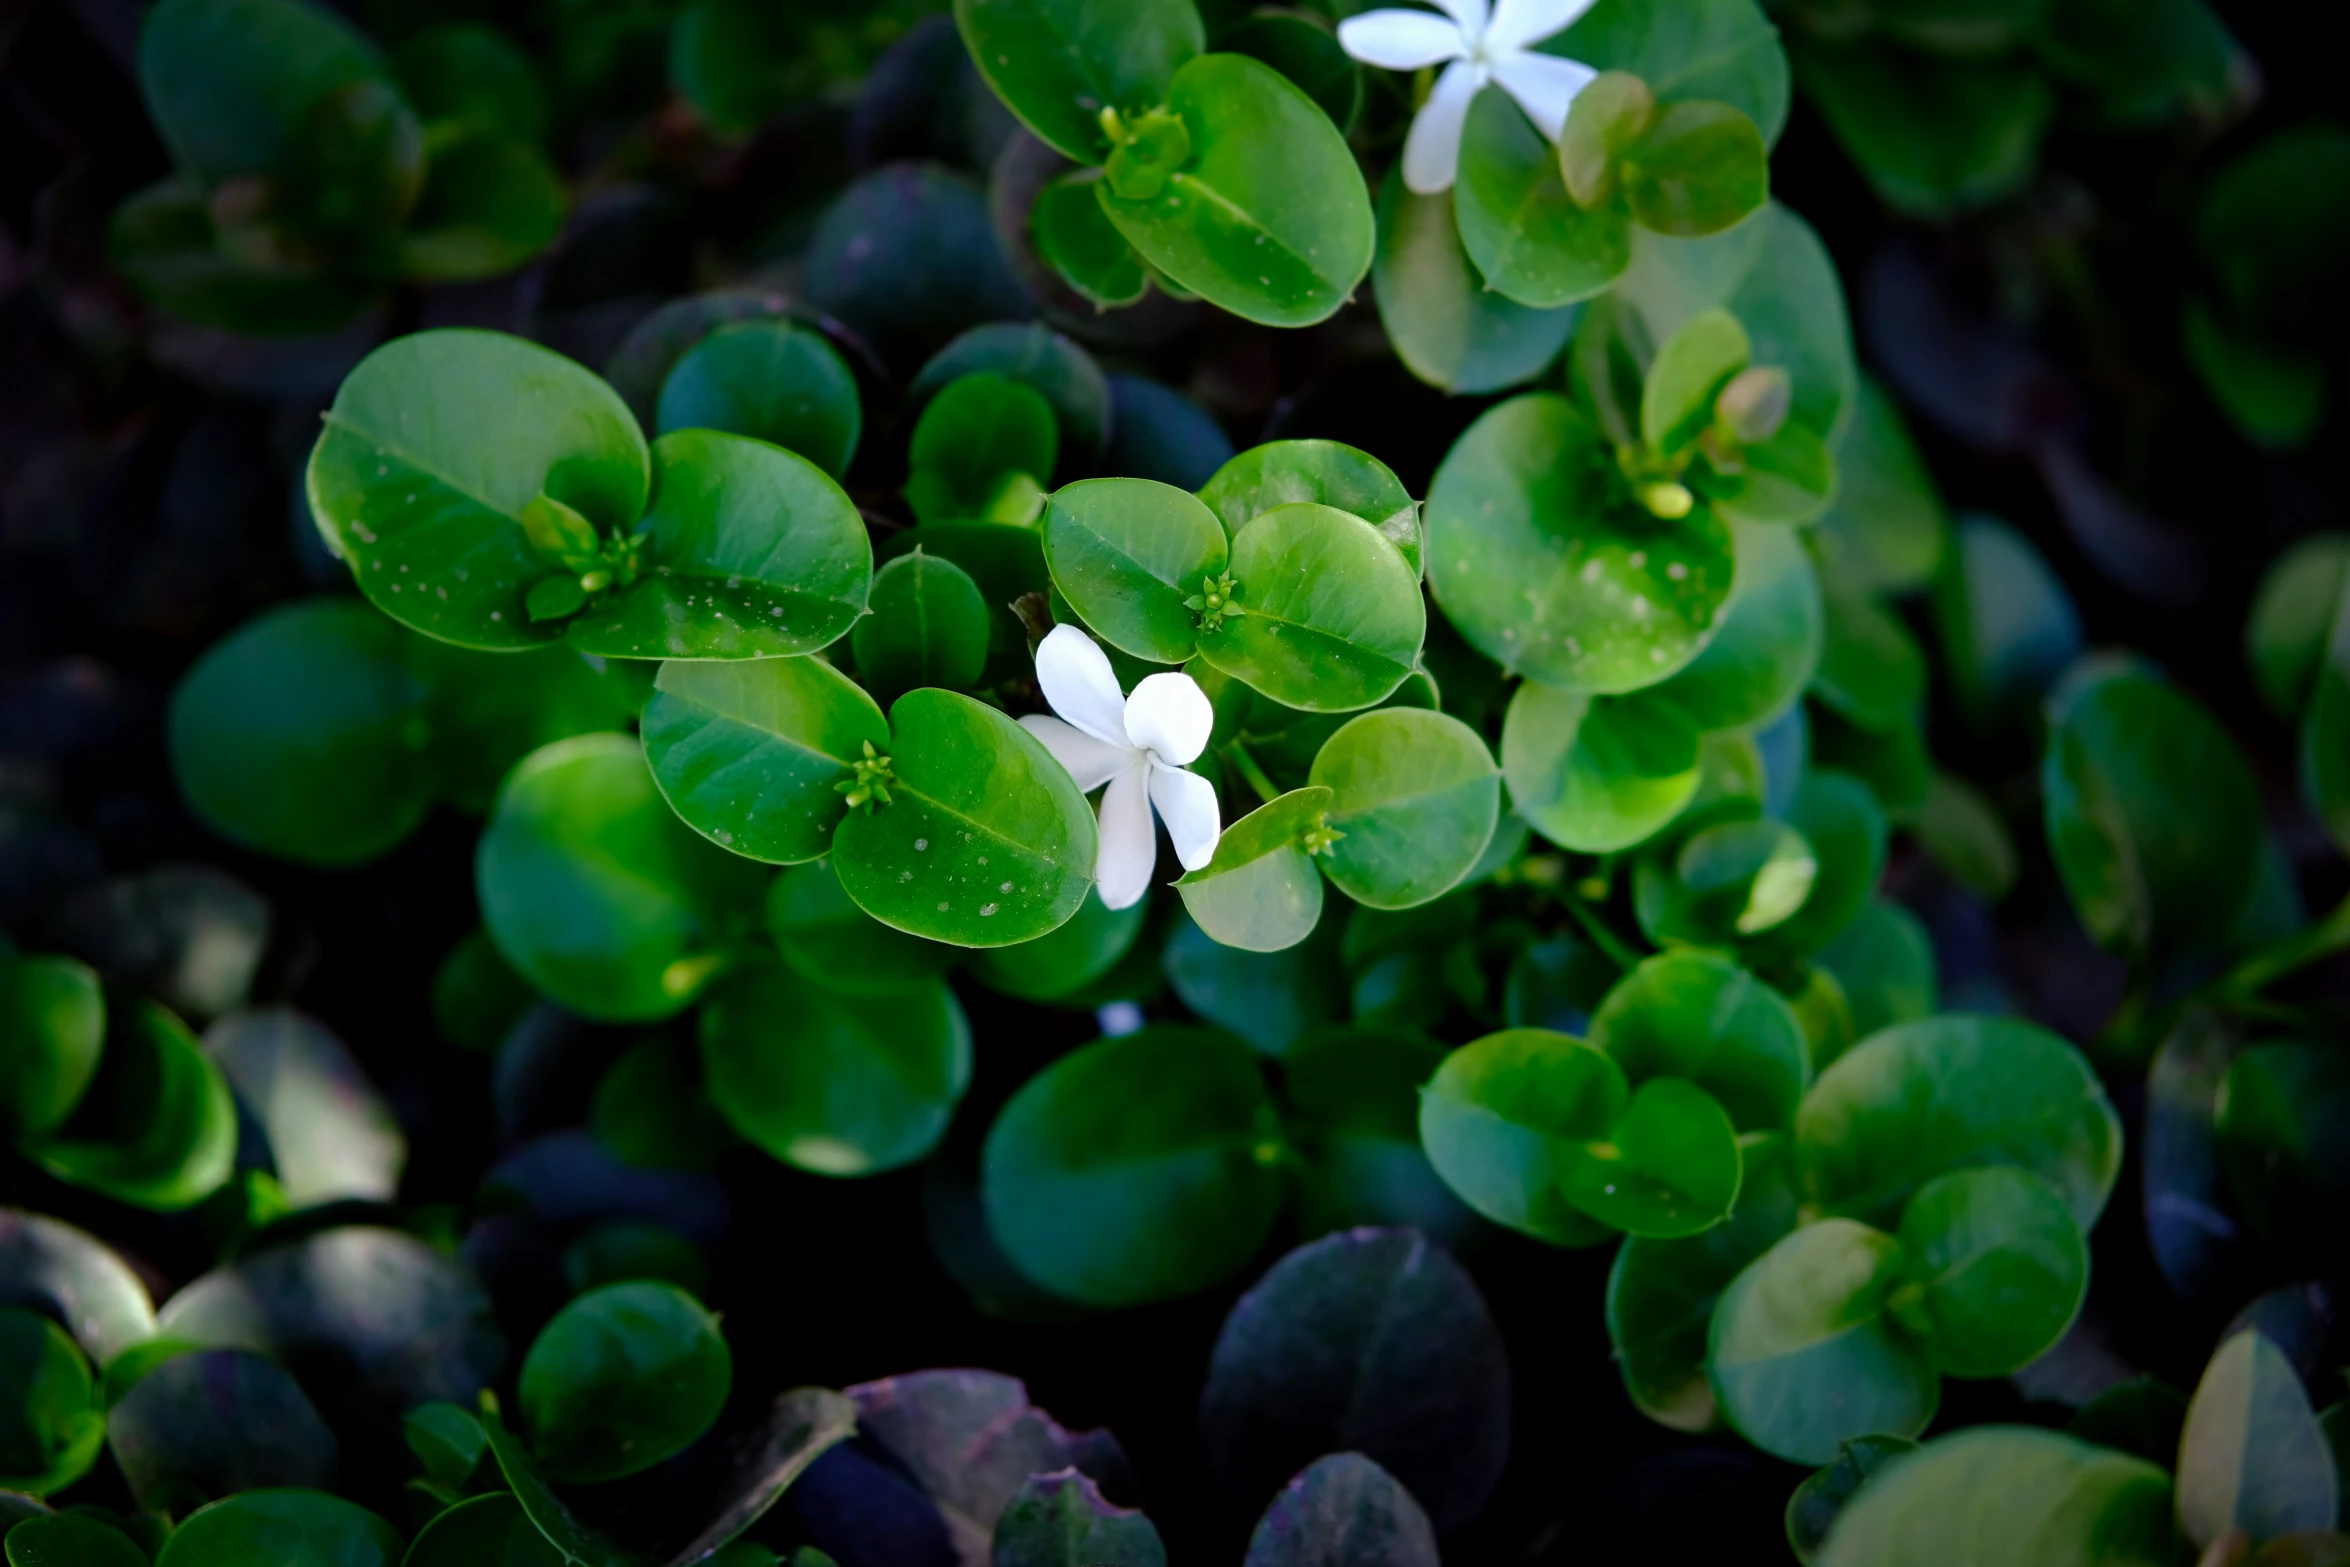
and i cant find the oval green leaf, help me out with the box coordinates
[1418,1028,1625,1247]
[1308,709,1500,911]
[1041,478,1228,663]
[1589,949,1810,1130]
[1454,89,1631,308]
[519,1281,730,1485]
[1175,787,1333,954]
[655,322,862,480]
[1894,1166,2088,1378]
[1194,503,1426,712]
[1501,681,1700,853]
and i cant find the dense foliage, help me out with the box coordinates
[3,0,2348,1561]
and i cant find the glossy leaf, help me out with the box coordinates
[0,957,104,1145]
[831,689,1098,947]
[2178,1331,2341,1550]
[1707,1218,1938,1464]
[29,995,237,1213]
[169,599,434,867]
[912,322,1113,466]
[1425,393,1735,691]
[952,0,1202,164]
[1033,173,1151,308]
[0,1310,101,1497]
[568,430,870,661]
[1194,504,1425,712]
[1895,1167,2089,1377]
[1646,518,1822,731]
[1796,1014,2124,1230]
[1560,1077,1743,1238]
[476,1395,643,1567]
[1745,769,1887,963]
[1042,478,1228,663]
[981,1026,1283,1306]
[1589,950,1809,1131]
[308,330,650,650]
[1455,90,1630,308]
[643,655,890,865]
[972,889,1151,1003]
[655,323,862,480]
[1419,1029,1621,1246]
[1175,788,1332,953]
[1502,682,1700,853]
[1815,1427,2176,1567]
[1553,0,1791,146]
[520,1281,731,1484]
[906,373,1059,525]
[879,522,1053,686]
[766,859,960,997]
[1097,55,1374,329]
[151,1490,401,1567]
[852,551,991,706]
[1372,167,1580,397]
[1308,709,1500,911]
[699,958,971,1176]
[1199,441,1417,567]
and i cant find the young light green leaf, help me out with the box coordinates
[1176,788,1333,954]
[643,655,890,865]
[1743,769,1887,963]
[1815,1427,2176,1567]
[1642,308,1751,452]
[477,733,768,1020]
[568,430,870,660]
[307,329,650,650]
[1621,100,1770,237]
[1501,682,1700,853]
[1308,709,1500,911]
[700,958,970,1177]
[1555,0,1792,146]
[2178,1331,2341,1550]
[1194,504,1426,713]
[981,1026,1283,1305]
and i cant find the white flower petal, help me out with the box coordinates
[1094,765,1157,910]
[1019,715,1134,793]
[1034,623,1129,746]
[1336,8,1468,69]
[1489,49,1596,141]
[1123,671,1214,766]
[1484,0,1598,53]
[1428,0,1491,40]
[1402,60,1487,195]
[1149,764,1222,873]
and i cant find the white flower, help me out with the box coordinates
[1020,624,1221,911]
[1339,0,1601,195]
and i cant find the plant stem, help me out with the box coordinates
[1224,741,1281,806]
[1561,890,1646,974]
[2210,889,2350,1002]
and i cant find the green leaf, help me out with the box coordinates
[852,551,991,707]
[1707,1218,1938,1464]
[1282,1026,1478,1243]
[1163,908,1347,1056]
[1813,900,1938,1040]
[405,1401,488,1485]
[1589,949,1809,1131]
[1642,308,1751,453]
[29,995,237,1213]
[1424,393,1735,692]
[906,373,1060,525]
[0,956,105,1145]
[1621,100,1769,237]
[1789,43,2052,218]
[2178,1331,2340,1549]
[952,0,1202,164]
[151,1491,402,1567]
[1372,168,1581,397]
[972,888,1150,1002]
[0,1309,102,1497]
[1198,440,1419,571]
[2069,1378,2192,1468]
[1612,203,1856,447]
[643,656,890,865]
[1033,173,1151,308]
[1909,770,2018,902]
[1455,89,1631,308]
[1796,1014,2124,1231]
[138,0,386,185]
[912,323,1113,465]
[982,1026,1283,1305]
[1308,709,1500,911]
[879,522,1053,687]
[1195,504,1426,713]
[0,1212,158,1369]
[1812,586,1924,732]
[1646,519,1822,732]
[2247,535,2350,720]
[766,859,960,998]
[520,1281,731,1485]
[1892,1166,2087,1379]
[477,733,768,1021]
[409,638,636,816]
[169,599,434,867]
[654,323,861,481]
[1216,10,1360,132]
[1097,54,1374,329]
[1813,376,1948,595]
[401,1492,564,1567]
[1785,1435,1920,1567]
[1605,1132,1802,1432]
[992,1469,1167,1567]
[568,430,870,661]
[1703,419,1838,526]
[1175,787,1332,954]
[477,1396,645,1567]
[308,330,651,650]
[1931,515,2082,723]
[392,23,546,143]
[1042,478,1228,663]
[1560,1076,1743,1238]
[2042,671,2264,964]
[284,77,424,248]
[700,959,969,1177]
[594,1035,735,1174]
[396,130,568,283]
[104,177,379,336]
[1815,1427,2177,1567]
[831,689,1097,947]
[1240,1452,1439,1567]
[1501,682,1699,854]
[1551,0,1791,145]
[1418,1029,1623,1247]
[1743,769,1886,963]
[2,1513,149,1567]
